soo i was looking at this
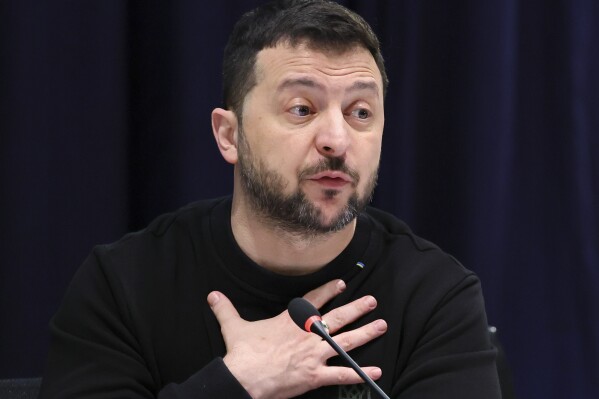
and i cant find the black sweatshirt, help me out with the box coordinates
[40,197,501,398]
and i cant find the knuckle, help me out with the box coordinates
[339,336,352,350]
[337,370,350,384]
[329,312,346,327]
[306,371,320,390]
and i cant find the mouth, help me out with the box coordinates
[305,171,354,188]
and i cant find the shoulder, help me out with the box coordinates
[364,206,452,254]
[360,207,490,348]
[362,206,475,295]
[87,197,228,285]
[97,197,226,256]
[63,198,230,323]
[364,205,464,266]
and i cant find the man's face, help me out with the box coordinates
[236,42,384,235]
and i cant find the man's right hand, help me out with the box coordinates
[207,279,388,399]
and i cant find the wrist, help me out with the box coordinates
[223,354,273,399]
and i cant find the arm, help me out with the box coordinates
[39,251,250,399]
[40,251,386,399]
[394,274,501,398]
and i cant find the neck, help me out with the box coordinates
[230,194,357,276]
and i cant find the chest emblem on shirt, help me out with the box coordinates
[338,384,371,399]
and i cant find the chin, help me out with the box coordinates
[315,201,360,232]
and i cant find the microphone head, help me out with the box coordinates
[288,297,321,332]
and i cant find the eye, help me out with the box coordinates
[289,105,313,117]
[351,108,371,120]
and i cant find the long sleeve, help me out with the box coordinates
[39,200,501,398]
[158,359,250,398]
[39,250,250,399]
[392,273,501,398]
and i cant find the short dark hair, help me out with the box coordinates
[222,0,388,117]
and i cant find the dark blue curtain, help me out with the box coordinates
[1,1,597,398]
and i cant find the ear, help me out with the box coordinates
[211,108,239,165]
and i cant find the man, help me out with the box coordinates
[40,1,501,398]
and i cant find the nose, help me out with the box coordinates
[315,111,350,158]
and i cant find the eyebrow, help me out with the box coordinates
[346,80,379,95]
[276,77,380,96]
[277,77,325,93]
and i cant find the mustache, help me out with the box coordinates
[298,157,360,184]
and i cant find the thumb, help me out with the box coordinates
[207,291,241,328]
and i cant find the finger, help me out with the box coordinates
[317,365,383,387]
[207,291,241,328]
[321,319,388,359]
[322,295,378,333]
[303,279,346,308]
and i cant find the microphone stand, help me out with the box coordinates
[310,321,390,399]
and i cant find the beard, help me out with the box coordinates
[237,126,378,237]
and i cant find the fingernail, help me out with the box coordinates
[375,320,387,332]
[366,296,377,308]
[371,368,382,379]
[207,292,220,307]
[336,280,346,291]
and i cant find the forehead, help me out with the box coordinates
[253,42,383,95]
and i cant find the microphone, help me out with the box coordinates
[288,298,390,399]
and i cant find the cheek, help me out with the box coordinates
[265,135,314,168]
[256,142,304,181]
[354,139,381,187]
[356,136,382,166]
